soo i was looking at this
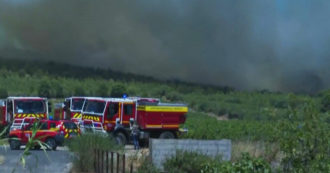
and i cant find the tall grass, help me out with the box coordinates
[66,133,121,172]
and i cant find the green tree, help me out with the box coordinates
[96,83,109,97]
[38,82,51,98]
[74,86,86,96]
[53,82,64,98]
[110,84,126,97]
[0,88,8,98]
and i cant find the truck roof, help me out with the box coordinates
[84,97,186,106]
[7,97,47,100]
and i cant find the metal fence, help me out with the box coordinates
[94,149,134,173]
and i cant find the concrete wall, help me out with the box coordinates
[149,139,231,169]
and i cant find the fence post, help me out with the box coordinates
[97,149,100,173]
[111,152,114,173]
[116,153,120,173]
[130,162,133,173]
[106,151,109,173]
[94,149,97,173]
[122,154,125,173]
[101,150,104,173]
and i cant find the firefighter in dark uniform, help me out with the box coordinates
[130,121,140,150]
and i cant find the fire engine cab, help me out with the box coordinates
[54,97,97,123]
[80,97,188,145]
[0,97,49,127]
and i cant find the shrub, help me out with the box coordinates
[202,153,272,173]
[163,151,217,173]
[66,133,121,172]
[279,101,330,172]
[321,93,330,112]
[162,151,272,173]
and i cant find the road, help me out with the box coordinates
[0,146,73,173]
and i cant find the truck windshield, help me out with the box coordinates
[14,100,46,114]
[71,99,85,111]
[83,100,106,114]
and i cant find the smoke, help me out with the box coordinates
[0,0,329,93]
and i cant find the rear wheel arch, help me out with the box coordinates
[9,136,21,150]
[114,128,129,145]
[45,137,57,150]
[159,131,176,139]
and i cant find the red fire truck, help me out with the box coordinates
[9,119,64,150]
[54,97,87,123]
[80,97,188,145]
[0,97,49,127]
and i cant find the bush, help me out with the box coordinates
[162,151,271,173]
[163,151,215,173]
[279,101,330,172]
[66,133,121,172]
[321,93,330,112]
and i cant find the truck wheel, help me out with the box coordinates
[159,131,175,139]
[115,132,127,145]
[46,138,57,150]
[9,139,20,150]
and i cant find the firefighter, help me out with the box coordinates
[130,121,140,150]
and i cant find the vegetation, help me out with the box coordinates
[182,112,278,141]
[138,151,272,173]
[279,101,330,172]
[66,133,121,172]
[0,59,329,172]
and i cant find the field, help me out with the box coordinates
[0,59,329,172]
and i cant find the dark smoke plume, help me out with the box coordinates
[0,0,329,93]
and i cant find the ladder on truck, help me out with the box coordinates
[10,117,36,131]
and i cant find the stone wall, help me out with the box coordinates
[149,139,231,169]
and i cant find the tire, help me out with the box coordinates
[46,138,57,151]
[159,131,175,139]
[115,132,127,145]
[9,139,20,150]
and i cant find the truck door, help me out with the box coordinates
[63,99,70,120]
[6,100,13,123]
[104,102,119,128]
[122,102,135,126]
[0,100,5,125]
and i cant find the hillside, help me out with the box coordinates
[0,58,329,121]
[0,58,329,171]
